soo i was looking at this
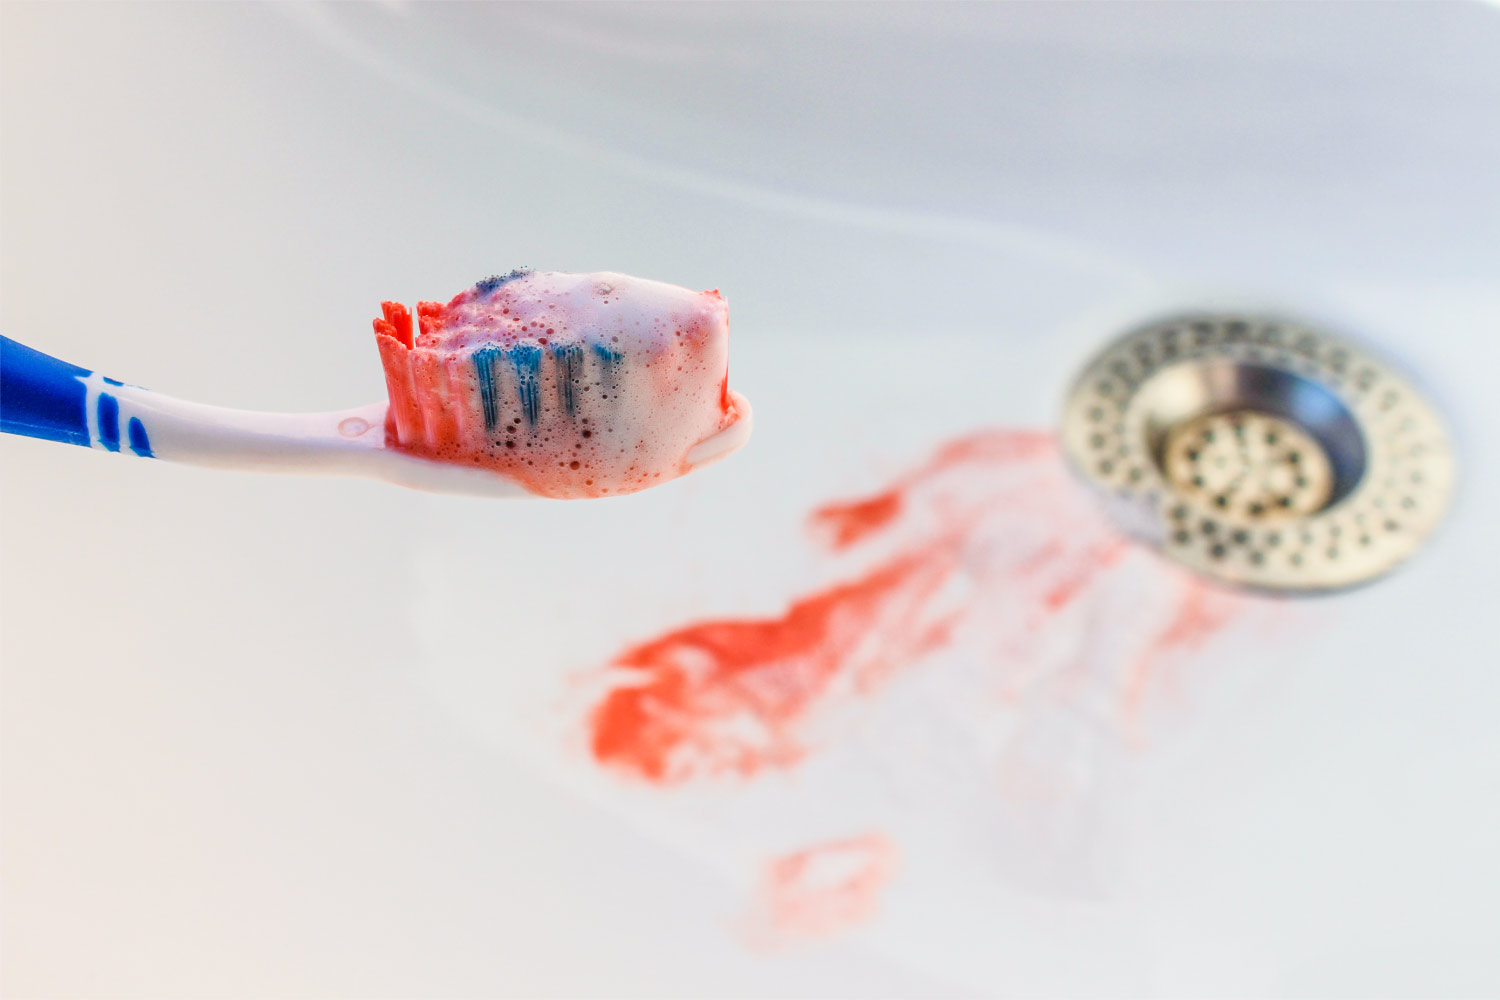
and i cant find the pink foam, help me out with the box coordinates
[374,271,739,498]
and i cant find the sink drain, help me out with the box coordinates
[1060,312,1454,592]
[1160,410,1336,522]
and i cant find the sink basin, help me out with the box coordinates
[3,4,1498,996]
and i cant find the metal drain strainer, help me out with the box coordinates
[1061,312,1455,592]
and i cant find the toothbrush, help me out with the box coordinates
[1,270,752,498]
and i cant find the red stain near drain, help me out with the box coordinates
[748,834,899,946]
[587,429,1247,785]
[809,491,903,550]
[1124,574,1244,719]
[590,546,961,783]
[809,428,1054,549]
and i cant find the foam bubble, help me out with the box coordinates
[374,271,738,498]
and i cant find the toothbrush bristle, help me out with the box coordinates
[372,301,413,349]
[373,270,740,499]
[474,268,532,296]
[415,301,444,338]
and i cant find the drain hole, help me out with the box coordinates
[1162,410,1334,523]
[1137,362,1368,515]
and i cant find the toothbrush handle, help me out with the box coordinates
[1,335,386,470]
[1,336,100,448]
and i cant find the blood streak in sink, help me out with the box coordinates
[589,547,961,782]
[745,834,898,949]
[586,429,1249,784]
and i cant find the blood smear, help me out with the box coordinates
[1123,573,1244,723]
[746,834,899,948]
[587,429,1248,784]
[589,547,961,783]
[809,491,903,550]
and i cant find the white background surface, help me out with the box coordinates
[3,3,1499,997]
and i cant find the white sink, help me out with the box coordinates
[3,4,1498,996]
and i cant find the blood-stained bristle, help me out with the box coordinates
[374,301,413,349]
[416,301,444,338]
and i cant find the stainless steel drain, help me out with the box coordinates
[1060,312,1455,592]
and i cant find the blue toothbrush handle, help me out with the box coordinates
[0,335,125,449]
[0,334,396,476]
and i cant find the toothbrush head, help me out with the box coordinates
[373,270,750,498]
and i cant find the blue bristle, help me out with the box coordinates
[472,345,505,430]
[103,376,124,387]
[97,393,120,452]
[127,417,153,457]
[510,344,543,424]
[591,342,624,387]
[552,343,584,416]
[592,342,624,401]
[474,268,532,296]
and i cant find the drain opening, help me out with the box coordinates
[1161,409,1333,522]
[1061,312,1454,593]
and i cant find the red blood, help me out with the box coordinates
[749,834,898,945]
[919,427,1054,472]
[810,491,903,550]
[373,301,413,349]
[414,301,445,337]
[586,428,1249,785]
[1123,576,1242,718]
[1041,538,1131,611]
[590,547,959,783]
[810,430,1052,553]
